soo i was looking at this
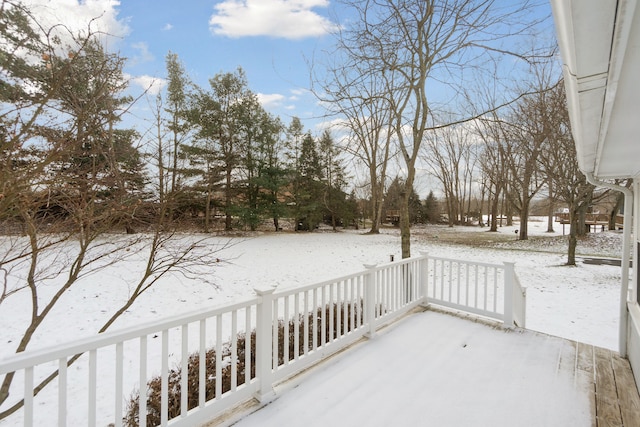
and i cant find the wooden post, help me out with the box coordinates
[503,262,515,328]
[254,287,276,403]
[363,264,377,338]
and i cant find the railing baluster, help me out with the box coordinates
[396,264,400,308]
[115,342,123,427]
[294,292,300,359]
[303,291,309,356]
[321,285,326,347]
[357,275,362,325]
[284,296,290,364]
[431,258,436,299]
[181,324,188,416]
[139,335,148,427]
[245,308,251,385]
[24,366,33,427]
[349,278,355,332]
[329,283,334,342]
[215,314,223,399]
[88,349,97,427]
[336,282,341,337]
[474,265,479,308]
[440,260,445,300]
[484,266,489,310]
[312,288,318,351]
[199,319,206,407]
[58,357,67,427]
[448,261,453,302]
[456,262,461,304]
[231,310,238,392]
[161,330,169,427]
[465,263,470,306]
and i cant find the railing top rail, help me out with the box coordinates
[0,295,260,374]
[274,270,366,298]
[425,255,505,270]
[272,256,423,298]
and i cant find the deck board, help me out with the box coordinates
[576,342,597,427]
[612,355,640,427]
[595,347,623,427]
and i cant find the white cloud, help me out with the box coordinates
[163,23,174,31]
[209,0,339,39]
[21,0,129,43]
[130,42,154,65]
[257,92,286,108]
[129,75,167,95]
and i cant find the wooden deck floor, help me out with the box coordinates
[559,340,640,427]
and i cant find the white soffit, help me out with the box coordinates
[552,0,640,178]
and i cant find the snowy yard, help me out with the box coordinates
[0,218,626,426]
[1,220,624,358]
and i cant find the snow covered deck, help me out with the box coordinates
[222,309,640,427]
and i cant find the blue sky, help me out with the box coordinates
[119,0,343,132]
[20,0,555,197]
[24,0,344,133]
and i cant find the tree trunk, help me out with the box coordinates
[489,189,500,232]
[547,208,555,233]
[400,187,411,258]
[577,205,587,236]
[547,181,555,233]
[567,211,578,265]
[369,180,383,234]
[609,192,624,230]
[204,189,212,233]
[518,199,530,240]
[225,167,232,231]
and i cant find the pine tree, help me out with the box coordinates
[424,191,440,223]
[295,133,324,231]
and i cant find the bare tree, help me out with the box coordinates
[538,81,597,265]
[424,122,480,226]
[333,0,543,257]
[499,65,563,240]
[0,5,229,417]
[314,55,396,234]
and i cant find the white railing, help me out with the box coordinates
[0,254,523,427]
[422,254,526,328]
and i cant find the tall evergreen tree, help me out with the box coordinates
[424,191,440,223]
[183,89,224,232]
[294,133,324,231]
[318,130,348,230]
[208,68,249,230]
[250,112,287,231]
[165,52,192,205]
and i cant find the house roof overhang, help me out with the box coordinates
[551,0,640,179]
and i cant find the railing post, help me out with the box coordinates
[363,264,377,338]
[419,252,429,308]
[503,262,515,328]
[254,287,277,403]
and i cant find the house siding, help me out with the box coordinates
[628,180,640,390]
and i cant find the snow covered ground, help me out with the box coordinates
[0,218,627,426]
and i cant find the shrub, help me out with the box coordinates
[124,301,361,426]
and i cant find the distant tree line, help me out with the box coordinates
[0,40,364,235]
